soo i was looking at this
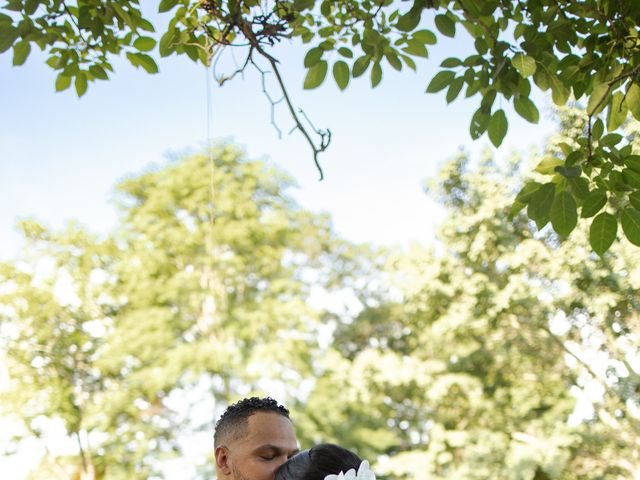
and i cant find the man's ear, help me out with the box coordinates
[215,446,232,476]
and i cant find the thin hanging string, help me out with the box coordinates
[205,61,215,236]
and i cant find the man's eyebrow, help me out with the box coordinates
[253,444,300,454]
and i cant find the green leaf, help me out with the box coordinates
[511,53,536,77]
[134,37,157,52]
[426,70,455,93]
[159,29,177,57]
[304,60,328,89]
[513,96,539,123]
[549,74,569,106]
[469,108,490,139]
[627,83,640,121]
[488,109,508,147]
[396,5,423,32]
[629,191,640,210]
[371,62,382,88]
[304,47,323,68]
[622,169,640,189]
[434,14,455,37]
[338,47,353,58]
[440,57,462,68]
[568,177,589,200]
[550,191,578,237]
[621,207,640,246]
[600,133,622,146]
[590,212,617,255]
[0,24,19,54]
[446,77,464,104]
[591,118,604,140]
[159,0,179,12]
[126,52,159,74]
[587,83,609,115]
[581,189,607,218]
[332,61,349,90]
[515,181,542,204]
[413,30,437,45]
[89,65,109,80]
[352,56,370,78]
[385,52,402,71]
[55,73,72,92]
[606,91,628,132]
[75,73,88,97]
[402,39,428,58]
[535,156,563,175]
[625,155,640,173]
[528,182,556,228]
[12,41,30,66]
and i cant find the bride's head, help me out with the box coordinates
[275,444,363,480]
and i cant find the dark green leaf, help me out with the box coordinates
[352,56,370,78]
[621,207,640,246]
[446,77,464,104]
[440,57,462,68]
[426,70,455,93]
[625,155,640,173]
[568,177,589,199]
[629,191,640,210]
[591,118,604,140]
[622,169,640,189]
[488,109,508,147]
[513,96,539,123]
[590,212,617,255]
[581,189,607,218]
[550,190,578,237]
[434,14,455,37]
[469,108,490,139]
[528,182,556,228]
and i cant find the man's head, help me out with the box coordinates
[214,397,298,480]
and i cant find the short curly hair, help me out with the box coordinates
[214,396,290,447]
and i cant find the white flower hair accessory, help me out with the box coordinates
[324,460,376,480]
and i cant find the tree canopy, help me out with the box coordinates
[2,1,640,253]
[2,119,640,478]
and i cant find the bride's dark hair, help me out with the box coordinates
[276,443,362,480]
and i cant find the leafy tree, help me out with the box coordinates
[296,116,640,479]
[2,0,640,251]
[0,145,353,479]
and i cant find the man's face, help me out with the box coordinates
[216,412,298,480]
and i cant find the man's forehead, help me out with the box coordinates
[241,412,297,448]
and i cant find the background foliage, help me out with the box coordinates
[2,111,640,479]
[2,0,640,252]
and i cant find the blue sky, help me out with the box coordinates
[0,10,557,259]
[0,5,563,478]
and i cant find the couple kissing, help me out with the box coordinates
[214,397,375,480]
